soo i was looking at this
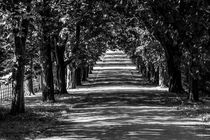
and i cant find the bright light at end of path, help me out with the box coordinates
[93,66,137,70]
[68,86,168,92]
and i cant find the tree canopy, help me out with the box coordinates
[0,0,210,114]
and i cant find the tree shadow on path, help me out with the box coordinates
[1,51,210,140]
[32,84,210,140]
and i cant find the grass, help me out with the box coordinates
[0,94,68,140]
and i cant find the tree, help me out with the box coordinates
[54,27,69,94]
[146,0,210,100]
[0,0,32,114]
[38,0,56,102]
[102,0,210,98]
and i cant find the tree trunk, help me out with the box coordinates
[40,34,54,102]
[188,64,199,102]
[55,41,67,94]
[188,76,199,102]
[40,73,43,90]
[137,64,141,73]
[27,57,34,95]
[152,29,183,93]
[40,1,55,102]
[191,77,199,101]
[10,19,29,115]
[147,64,151,81]
[159,64,165,87]
[58,64,67,94]
[86,66,89,79]
[82,65,88,81]
[40,39,55,102]
[70,67,76,89]
[161,36,183,92]
[150,64,155,82]
[167,55,183,93]
[27,77,34,96]
[154,66,159,85]
[69,21,81,89]
[141,63,146,77]
[66,65,71,89]
[27,78,34,95]
[89,65,93,74]
[53,62,59,91]
[76,67,82,86]
[136,56,141,72]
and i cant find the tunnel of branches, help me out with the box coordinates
[0,0,210,114]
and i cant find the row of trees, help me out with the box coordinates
[115,0,210,101]
[0,0,210,114]
[92,0,210,102]
[0,0,112,114]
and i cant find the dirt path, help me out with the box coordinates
[35,50,210,140]
[1,50,210,140]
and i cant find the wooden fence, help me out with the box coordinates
[0,83,13,101]
[0,79,41,101]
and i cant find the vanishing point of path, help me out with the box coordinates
[35,50,210,140]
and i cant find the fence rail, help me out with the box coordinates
[0,79,41,102]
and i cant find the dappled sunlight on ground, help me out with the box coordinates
[34,101,210,139]
[1,50,210,140]
[34,50,210,140]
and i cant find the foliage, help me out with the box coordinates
[0,9,13,77]
[0,0,210,114]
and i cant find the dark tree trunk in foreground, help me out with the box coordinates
[10,19,29,115]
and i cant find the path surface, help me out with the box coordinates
[0,50,209,140]
[33,50,210,140]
